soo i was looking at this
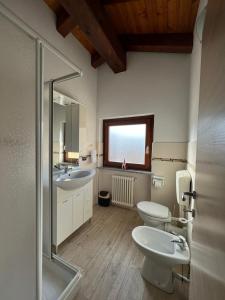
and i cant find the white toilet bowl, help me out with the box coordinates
[137,201,172,230]
[137,170,192,233]
[132,226,190,293]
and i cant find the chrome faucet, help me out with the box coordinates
[64,165,72,174]
[171,235,187,251]
[182,191,197,201]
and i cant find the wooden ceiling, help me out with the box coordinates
[44,0,199,73]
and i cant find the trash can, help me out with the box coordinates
[98,191,111,207]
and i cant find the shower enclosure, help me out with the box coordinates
[0,10,42,300]
[0,3,82,299]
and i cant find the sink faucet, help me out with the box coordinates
[54,163,62,170]
[171,235,188,251]
[64,165,72,174]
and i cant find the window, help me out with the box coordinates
[103,115,154,171]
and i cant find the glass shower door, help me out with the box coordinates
[0,12,39,300]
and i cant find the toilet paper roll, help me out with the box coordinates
[178,217,193,224]
[155,181,161,188]
[152,175,165,189]
[153,179,164,189]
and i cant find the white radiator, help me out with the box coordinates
[112,175,134,208]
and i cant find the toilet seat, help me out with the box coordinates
[137,201,171,221]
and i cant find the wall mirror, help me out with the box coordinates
[53,90,80,167]
[52,85,87,167]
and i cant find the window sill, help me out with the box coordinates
[97,166,152,175]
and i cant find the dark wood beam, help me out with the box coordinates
[120,33,193,53]
[56,8,75,37]
[91,33,193,68]
[58,0,126,73]
[91,52,105,68]
[101,0,138,4]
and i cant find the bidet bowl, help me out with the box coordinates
[132,226,190,266]
[132,226,190,293]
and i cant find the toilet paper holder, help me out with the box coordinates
[152,175,165,188]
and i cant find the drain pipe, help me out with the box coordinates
[173,263,190,283]
[173,271,190,283]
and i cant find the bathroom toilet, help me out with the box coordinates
[132,226,190,293]
[137,201,171,230]
[137,170,191,231]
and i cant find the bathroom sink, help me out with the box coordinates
[66,170,91,179]
[55,169,96,190]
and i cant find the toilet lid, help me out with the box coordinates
[137,201,170,219]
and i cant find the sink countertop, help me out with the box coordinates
[54,168,96,191]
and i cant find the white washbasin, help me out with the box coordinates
[55,169,96,190]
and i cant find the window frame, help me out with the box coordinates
[103,115,154,171]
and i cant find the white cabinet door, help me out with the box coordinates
[56,180,94,246]
[59,196,73,244]
[84,180,93,222]
[73,189,84,231]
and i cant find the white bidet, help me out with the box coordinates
[132,226,190,293]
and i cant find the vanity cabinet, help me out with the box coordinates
[83,181,93,222]
[72,190,83,231]
[60,196,73,243]
[55,180,93,247]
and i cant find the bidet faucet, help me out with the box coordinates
[171,235,187,251]
[182,191,197,201]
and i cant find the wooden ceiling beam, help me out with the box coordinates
[57,0,126,73]
[101,0,138,5]
[120,33,193,53]
[91,33,193,68]
[56,8,75,37]
[91,52,105,68]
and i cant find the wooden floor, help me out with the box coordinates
[58,205,189,300]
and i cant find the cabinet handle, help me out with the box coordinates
[63,199,69,204]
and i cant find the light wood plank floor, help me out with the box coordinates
[58,205,189,300]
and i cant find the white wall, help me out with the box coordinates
[97,52,190,210]
[187,0,207,189]
[1,0,98,152]
[98,52,190,142]
[1,0,98,170]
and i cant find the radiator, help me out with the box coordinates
[112,175,134,208]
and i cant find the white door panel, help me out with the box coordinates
[73,190,84,231]
[190,1,225,298]
[84,181,93,222]
[59,197,73,243]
